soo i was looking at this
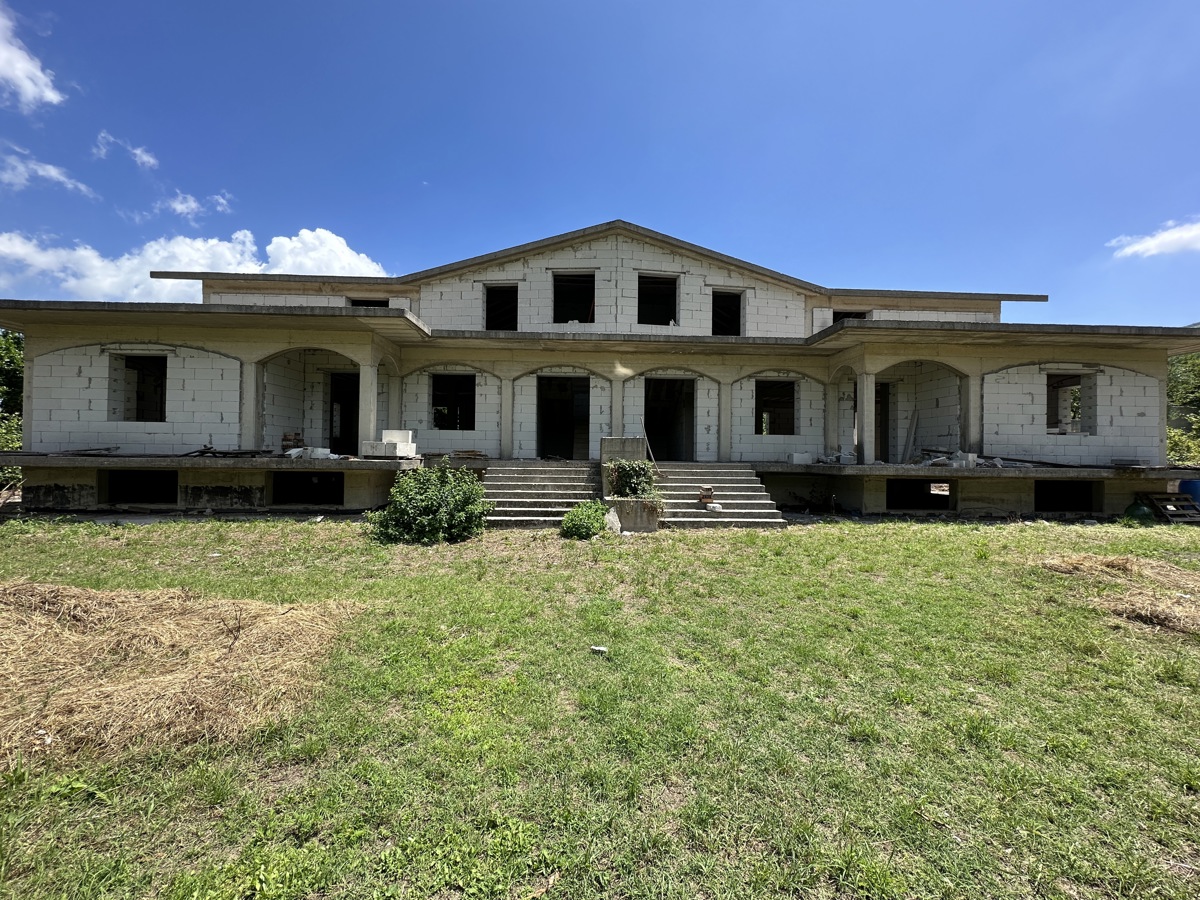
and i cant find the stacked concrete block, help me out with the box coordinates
[401,366,501,457]
[983,364,1163,465]
[29,343,240,454]
[731,372,825,462]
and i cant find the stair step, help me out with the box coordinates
[662,517,787,529]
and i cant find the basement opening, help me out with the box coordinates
[485,284,519,331]
[1034,479,1102,514]
[100,469,179,506]
[553,272,595,323]
[712,291,742,336]
[271,472,345,506]
[885,479,954,511]
[637,274,677,326]
[644,378,695,461]
[537,376,590,459]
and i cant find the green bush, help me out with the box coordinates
[366,458,492,545]
[0,412,20,491]
[605,458,657,497]
[1167,416,1200,465]
[560,500,610,539]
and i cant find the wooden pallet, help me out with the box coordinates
[1137,493,1200,525]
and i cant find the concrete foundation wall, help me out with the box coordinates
[731,372,825,462]
[983,364,1162,465]
[29,343,241,454]
[402,365,502,457]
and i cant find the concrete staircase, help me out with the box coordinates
[654,462,785,528]
[484,460,600,528]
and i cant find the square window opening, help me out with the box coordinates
[754,380,795,436]
[432,373,476,430]
[100,469,178,505]
[1034,479,1101,513]
[553,272,595,324]
[638,274,677,326]
[886,479,954,511]
[115,355,167,422]
[271,472,345,506]
[485,284,519,331]
[712,291,742,336]
[1047,373,1095,434]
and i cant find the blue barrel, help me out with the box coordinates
[1181,480,1200,504]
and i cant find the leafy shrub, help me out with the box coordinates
[366,458,492,545]
[1167,416,1200,465]
[605,458,657,498]
[0,412,20,491]
[560,500,610,539]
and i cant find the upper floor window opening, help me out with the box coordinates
[485,284,519,331]
[553,272,595,324]
[638,274,678,326]
[712,290,742,336]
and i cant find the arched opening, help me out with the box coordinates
[260,348,361,454]
[873,360,964,463]
[512,366,611,460]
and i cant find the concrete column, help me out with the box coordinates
[856,372,875,464]
[388,371,402,430]
[500,377,514,459]
[239,360,263,449]
[611,378,624,438]
[824,380,840,456]
[718,380,732,462]
[357,362,378,451]
[960,373,983,455]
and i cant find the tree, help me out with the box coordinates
[1167,352,1200,465]
[0,329,22,416]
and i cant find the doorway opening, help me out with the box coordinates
[328,373,359,456]
[644,378,695,461]
[537,376,590,459]
[875,383,891,462]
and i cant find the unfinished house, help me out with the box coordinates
[1,220,1198,523]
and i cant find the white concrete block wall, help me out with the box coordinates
[869,309,998,323]
[731,372,825,462]
[511,368,612,459]
[401,366,502,457]
[913,365,961,453]
[30,344,240,453]
[983,364,1163,465]
[622,369,719,462]
[836,376,856,453]
[262,352,306,450]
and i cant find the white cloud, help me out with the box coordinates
[0,228,389,301]
[149,189,234,224]
[92,130,158,169]
[160,190,202,221]
[1108,219,1200,259]
[262,228,389,277]
[208,190,232,213]
[0,1,64,113]
[0,145,95,197]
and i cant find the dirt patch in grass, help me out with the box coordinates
[1042,553,1200,633]
[0,581,356,766]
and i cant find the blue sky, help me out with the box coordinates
[0,1,1198,326]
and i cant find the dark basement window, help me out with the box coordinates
[553,272,595,323]
[637,274,677,326]
[485,284,519,331]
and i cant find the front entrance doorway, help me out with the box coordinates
[537,376,590,459]
[644,377,695,461]
[329,372,359,456]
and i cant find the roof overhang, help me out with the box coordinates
[806,319,1200,355]
[0,299,433,344]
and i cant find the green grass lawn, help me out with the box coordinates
[1,518,1198,899]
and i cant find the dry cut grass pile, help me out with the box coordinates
[0,582,355,765]
[1042,553,1200,634]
